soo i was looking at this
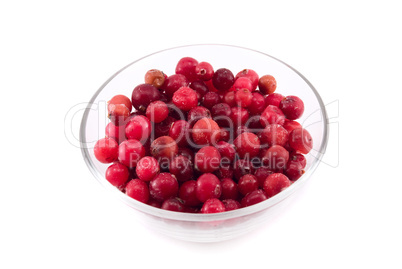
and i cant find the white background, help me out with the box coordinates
[1,0,401,268]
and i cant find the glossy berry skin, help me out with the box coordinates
[169,155,194,182]
[105,122,126,144]
[192,118,221,146]
[125,115,151,144]
[187,106,211,127]
[94,137,119,164]
[150,136,179,161]
[265,93,284,107]
[153,116,176,138]
[215,166,234,180]
[261,145,289,171]
[263,173,291,198]
[161,198,185,212]
[168,120,190,147]
[259,124,289,147]
[248,92,266,115]
[201,198,225,214]
[144,69,165,88]
[195,61,214,81]
[230,107,249,127]
[284,162,305,181]
[105,162,130,188]
[254,167,274,187]
[178,147,194,164]
[179,180,201,207]
[190,80,209,100]
[108,95,132,112]
[260,105,286,127]
[196,173,222,202]
[125,179,150,204]
[235,88,253,108]
[212,68,235,91]
[135,156,160,182]
[289,152,307,168]
[283,119,302,133]
[235,69,259,91]
[241,189,267,207]
[233,77,253,91]
[131,83,161,112]
[118,139,146,168]
[223,199,241,211]
[222,91,236,107]
[280,95,304,120]
[289,128,313,154]
[146,101,169,123]
[202,92,221,110]
[233,159,255,181]
[175,57,198,82]
[258,75,277,94]
[238,174,259,196]
[216,141,236,163]
[108,104,130,126]
[194,146,221,173]
[163,74,189,97]
[211,103,232,127]
[220,178,239,200]
[149,173,179,202]
[233,132,260,159]
[172,86,198,111]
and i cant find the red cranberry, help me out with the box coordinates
[222,91,236,107]
[212,68,235,91]
[248,92,266,115]
[289,128,313,154]
[179,180,201,207]
[108,104,130,126]
[215,166,234,179]
[283,119,302,133]
[105,162,130,188]
[194,146,221,173]
[263,173,291,198]
[202,92,220,110]
[125,179,150,203]
[233,159,255,181]
[195,61,214,81]
[230,107,249,127]
[125,115,151,144]
[238,174,259,196]
[105,122,126,144]
[169,155,194,182]
[233,132,260,159]
[284,162,305,181]
[135,156,160,182]
[172,86,198,111]
[220,178,239,200]
[222,199,241,211]
[144,69,165,88]
[118,139,146,168]
[211,103,232,127]
[233,77,253,91]
[261,145,289,171]
[235,88,253,108]
[260,105,286,127]
[196,173,222,202]
[279,95,305,120]
[131,83,161,112]
[187,106,211,126]
[241,189,267,207]
[94,137,119,164]
[219,128,230,142]
[161,198,185,212]
[289,152,307,168]
[145,101,169,123]
[258,75,277,94]
[215,141,236,162]
[178,147,194,163]
[162,74,189,97]
[259,123,289,147]
[168,120,190,147]
[192,118,221,146]
[149,173,179,202]
[190,80,209,100]
[175,57,199,82]
[150,136,179,162]
[235,69,259,91]
[108,94,132,113]
[254,167,274,187]
[265,93,284,107]
[201,198,225,214]
[153,116,176,138]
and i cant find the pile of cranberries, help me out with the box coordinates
[93,57,313,214]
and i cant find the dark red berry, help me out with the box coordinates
[283,119,302,133]
[125,179,150,203]
[230,107,249,127]
[161,198,185,212]
[279,95,305,120]
[146,101,169,123]
[162,74,189,97]
[235,69,259,91]
[201,198,225,214]
[222,199,241,211]
[131,83,161,112]
[212,68,235,91]
[168,120,190,147]
[215,166,234,179]
[125,115,152,144]
[202,92,220,110]
[211,103,232,127]
[288,128,313,154]
[260,105,286,127]
[153,116,176,138]
[149,173,179,202]
[135,156,160,182]
[261,145,289,171]
[215,141,236,163]
[150,136,179,162]
[94,137,119,164]
[220,178,239,200]
[105,162,130,188]
[284,162,305,181]
[241,189,267,207]
[179,180,201,207]
[175,57,198,82]
[196,173,222,202]
[233,159,255,181]
[238,174,259,196]
[222,91,236,107]
[118,139,146,168]
[194,146,221,173]
[190,80,209,100]
[233,132,260,159]
[169,155,194,182]
[187,106,211,126]
[254,167,274,187]
[265,93,284,107]
[259,123,289,147]
[263,173,291,198]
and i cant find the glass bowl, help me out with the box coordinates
[80,44,329,242]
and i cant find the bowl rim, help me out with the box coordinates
[80,44,329,222]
